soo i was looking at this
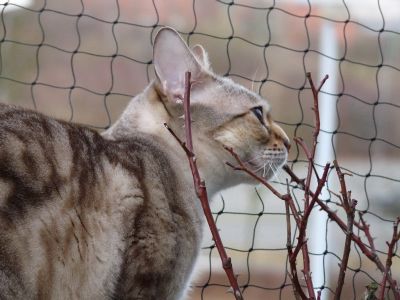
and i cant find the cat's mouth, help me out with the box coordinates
[246,152,287,179]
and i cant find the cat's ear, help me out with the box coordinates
[153,27,206,101]
[192,44,211,70]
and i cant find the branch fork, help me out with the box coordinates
[224,73,400,300]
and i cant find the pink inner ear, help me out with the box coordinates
[161,77,185,103]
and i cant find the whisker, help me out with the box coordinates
[271,163,284,183]
[262,162,267,178]
[237,154,285,181]
[253,161,271,174]
[263,162,273,178]
[251,66,260,93]
[267,162,275,179]
[253,164,266,173]
[243,155,265,164]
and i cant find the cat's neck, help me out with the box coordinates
[102,83,230,198]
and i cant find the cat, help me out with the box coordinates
[0,27,289,299]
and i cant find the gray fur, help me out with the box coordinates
[0,28,289,299]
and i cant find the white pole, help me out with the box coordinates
[308,14,338,299]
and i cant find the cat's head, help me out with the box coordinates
[153,27,290,190]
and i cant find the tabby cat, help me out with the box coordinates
[0,27,289,299]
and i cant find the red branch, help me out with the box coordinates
[303,73,329,207]
[225,145,310,299]
[165,72,243,300]
[379,218,400,300]
[285,171,400,300]
[290,163,330,263]
[284,186,302,300]
[333,160,356,300]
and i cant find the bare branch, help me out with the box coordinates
[165,72,243,300]
[290,163,330,262]
[303,73,329,208]
[333,160,356,300]
[183,72,193,153]
[285,180,308,300]
[379,218,400,300]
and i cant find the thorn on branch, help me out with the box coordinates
[223,257,232,269]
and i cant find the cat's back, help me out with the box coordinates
[0,103,201,299]
[0,103,143,299]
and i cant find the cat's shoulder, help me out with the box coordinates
[0,103,175,176]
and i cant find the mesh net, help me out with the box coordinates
[1,0,399,299]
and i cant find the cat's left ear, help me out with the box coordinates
[192,44,211,70]
[153,27,207,102]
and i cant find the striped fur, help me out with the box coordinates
[0,104,200,299]
[0,28,289,299]
[0,103,202,299]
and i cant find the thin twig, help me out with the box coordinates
[333,160,356,300]
[183,72,193,153]
[297,74,328,300]
[379,218,400,300]
[303,73,329,207]
[334,199,356,300]
[359,212,378,254]
[285,180,308,300]
[285,179,293,253]
[164,124,193,157]
[334,200,357,300]
[317,290,322,300]
[293,137,320,183]
[290,163,330,262]
[297,163,330,300]
[283,164,305,189]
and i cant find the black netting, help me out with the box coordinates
[1,1,399,299]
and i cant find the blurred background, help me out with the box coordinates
[0,0,399,299]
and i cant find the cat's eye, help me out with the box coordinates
[251,106,265,125]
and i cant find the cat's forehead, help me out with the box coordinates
[213,77,270,111]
